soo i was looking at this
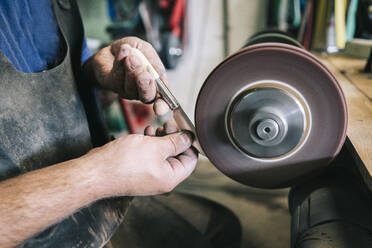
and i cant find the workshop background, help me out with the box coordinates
[76,0,371,247]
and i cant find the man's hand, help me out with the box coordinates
[0,121,197,247]
[83,36,170,115]
[82,121,198,196]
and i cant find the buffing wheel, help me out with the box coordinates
[195,43,347,188]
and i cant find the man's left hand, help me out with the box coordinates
[84,36,170,115]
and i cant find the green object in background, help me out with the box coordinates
[103,101,128,134]
[268,0,301,31]
[346,0,359,41]
[77,0,112,43]
[288,0,302,28]
[312,0,331,50]
[268,0,282,27]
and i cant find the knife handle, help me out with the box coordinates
[130,47,179,111]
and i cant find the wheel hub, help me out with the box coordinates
[226,81,311,159]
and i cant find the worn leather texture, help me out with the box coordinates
[0,0,129,247]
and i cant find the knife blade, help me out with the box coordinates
[130,47,205,155]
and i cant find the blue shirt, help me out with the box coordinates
[0,0,91,73]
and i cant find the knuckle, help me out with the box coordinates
[130,36,141,42]
[119,43,126,51]
[127,134,145,145]
[128,36,145,49]
[167,136,179,154]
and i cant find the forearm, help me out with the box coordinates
[0,156,101,248]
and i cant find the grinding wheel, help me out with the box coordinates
[195,42,347,188]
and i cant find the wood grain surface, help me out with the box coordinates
[318,54,372,190]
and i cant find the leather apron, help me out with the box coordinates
[0,0,129,247]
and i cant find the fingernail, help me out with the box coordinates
[154,100,170,116]
[180,131,194,146]
[128,55,142,70]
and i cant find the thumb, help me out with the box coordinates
[159,131,194,158]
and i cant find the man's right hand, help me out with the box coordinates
[0,121,197,247]
[82,129,198,197]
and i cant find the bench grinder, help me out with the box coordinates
[195,32,347,188]
[131,32,347,189]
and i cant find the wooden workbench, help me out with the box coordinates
[317,53,372,191]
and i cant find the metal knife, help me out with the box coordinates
[130,47,205,155]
